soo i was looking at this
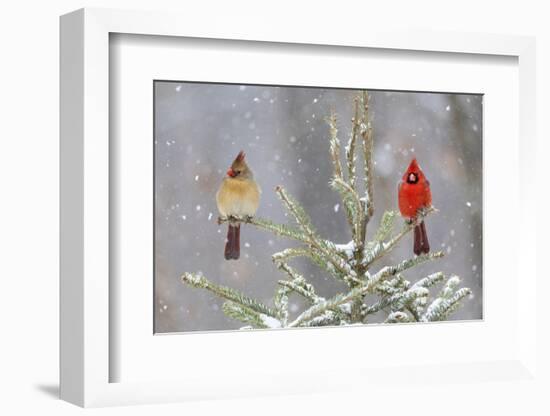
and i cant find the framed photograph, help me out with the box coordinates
[60,8,538,408]
[154,81,482,334]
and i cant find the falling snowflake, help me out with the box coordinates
[334,204,340,213]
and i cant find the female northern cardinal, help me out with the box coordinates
[216,151,261,260]
[398,158,432,255]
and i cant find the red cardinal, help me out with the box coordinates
[216,151,261,260]
[398,158,432,255]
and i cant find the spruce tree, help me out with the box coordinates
[181,91,472,329]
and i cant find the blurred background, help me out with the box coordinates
[154,82,482,333]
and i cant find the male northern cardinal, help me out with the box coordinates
[216,151,261,260]
[398,158,432,256]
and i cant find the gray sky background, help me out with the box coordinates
[154,82,482,333]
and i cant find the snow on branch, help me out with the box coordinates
[360,91,374,223]
[181,272,277,318]
[345,97,360,191]
[223,301,282,329]
[385,311,411,323]
[363,206,437,268]
[180,91,472,330]
[420,276,473,322]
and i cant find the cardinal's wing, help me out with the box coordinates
[423,180,432,206]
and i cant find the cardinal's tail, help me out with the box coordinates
[413,220,430,256]
[224,224,240,260]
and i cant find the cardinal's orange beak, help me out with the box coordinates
[227,168,236,177]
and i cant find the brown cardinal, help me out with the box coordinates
[216,151,261,260]
[398,158,432,256]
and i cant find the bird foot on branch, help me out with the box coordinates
[217,215,254,225]
[411,206,438,225]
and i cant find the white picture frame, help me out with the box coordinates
[60,7,538,408]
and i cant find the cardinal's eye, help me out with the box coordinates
[234,170,241,176]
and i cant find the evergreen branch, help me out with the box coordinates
[287,292,351,328]
[345,96,360,191]
[219,215,354,283]
[289,249,439,327]
[273,244,345,266]
[329,176,364,247]
[222,301,282,329]
[277,280,321,304]
[406,305,421,322]
[373,210,398,243]
[439,275,461,298]
[288,264,395,327]
[306,247,351,277]
[327,111,361,242]
[369,251,444,284]
[275,186,361,286]
[273,245,351,282]
[385,311,411,323]
[390,287,430,312]
[373,273,409,297]
[406,272,445,318]
[363,207,436,268]
[179,92,474,330]
[420,276,472,322]
[274,185,317,236]
[275,261,323,304]
[274,285,290,326]
[272,247,311,263]
[363,285,429,316]
[303,311,341,327]
[218,215,310,244]
[326,111,344,180]
[360,91,374,224]
[334,241,356,260]
[275,260,304,281]
[181,273,277,317]
[412,272,446,290]
[420,288,472,322]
